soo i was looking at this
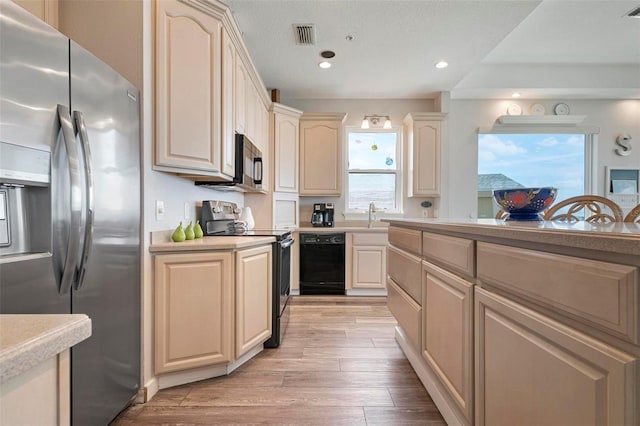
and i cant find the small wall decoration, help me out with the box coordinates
[614,134,632,156]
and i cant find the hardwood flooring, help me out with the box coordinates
[111,296,446,425]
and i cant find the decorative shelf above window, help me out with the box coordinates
[497,115,586,125]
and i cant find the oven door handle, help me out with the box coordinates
[280,237,295,249]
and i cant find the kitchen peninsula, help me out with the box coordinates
[384,218,640,426]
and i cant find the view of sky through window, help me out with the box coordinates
[478,133,586,201]
[348,131,398,211]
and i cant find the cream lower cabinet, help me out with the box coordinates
[154,252,233,374]
[475,286,638,426]
[0,350,69,426]
[347,232,388,291]
[422,261,474,424]
[235,245,272,358]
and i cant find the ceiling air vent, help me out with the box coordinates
[293,24,316,45]
[625,5,640,17]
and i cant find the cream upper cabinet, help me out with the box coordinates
[235,245,272,358]
[154,1,223,175]
[347,232,388,291]
[475,287,638,426]
[299,113,347,196]
[404,113,446,197]
[272,103,302,193]
[220,28,235,178]
[13,0,58,28]
[154,252,233,374]
[422,260,474,423]
[234,58,247,135]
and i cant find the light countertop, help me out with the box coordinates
[384,218,640,257]
[150,231,276,252]
[296,221,389,233]
[0,314,91,382]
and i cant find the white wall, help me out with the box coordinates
[446,98,640,219]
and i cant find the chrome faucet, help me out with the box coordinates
[368,201,376,228]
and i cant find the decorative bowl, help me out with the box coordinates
[493,187,557,221]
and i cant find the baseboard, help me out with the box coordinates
[395,326,468,426]
[155,344,265,392]
[141,377,159,403]
[346,288,387,296]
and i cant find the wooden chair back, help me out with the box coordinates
[623,204,640,223]
[543,195,624,223]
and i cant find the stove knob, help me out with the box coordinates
[233,207,241,214]
[212,206,222,213]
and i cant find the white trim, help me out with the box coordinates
[345,126,403,214]
[478,125,600,134]
[345,288,387,296]
[585,133,597,194]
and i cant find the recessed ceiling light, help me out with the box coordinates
[320,50,335,59]
[512,92,521,98]
[435,61,448,69]
[319,61,331,69]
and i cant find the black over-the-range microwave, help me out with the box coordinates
[195,133,263,191]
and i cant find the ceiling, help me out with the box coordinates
[224,0,640,100]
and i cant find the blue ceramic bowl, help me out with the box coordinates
[493,187,557,221]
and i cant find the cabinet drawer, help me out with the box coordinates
[388,226,421,255]
[352,232,388,246]
[422,232,475,279]
[388,245,422,304]
[477,242,639,344]
[387,278,421,351]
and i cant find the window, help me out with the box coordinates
[347,128,401,212]
[477,133,596,218]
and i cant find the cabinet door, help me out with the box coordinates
[245,81,257,142]
[155,1,222,173]
[234,57,247,134]
[408,119,441,197]
[422,261,474,422]
[299,119,342,196]
[273,191,299,230]
[13,0,58,28]
[236,245,272,358]
[274,111,299,192]
[220,28,235,178]
[475,287,638,426]
[154,252,233,373]
[351,245,387,289]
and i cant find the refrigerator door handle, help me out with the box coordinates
[73,110,94,290]
[56,104,83,294]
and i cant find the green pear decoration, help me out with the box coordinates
[185,221,195,240]
[194,220,204,239]
[171,222,186,242]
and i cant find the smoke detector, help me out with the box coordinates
[293,24,316,45]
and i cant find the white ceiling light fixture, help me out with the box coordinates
[435,61,448,69]
[318,61,331,69]
[512,92,521,98]
[361,115,392,129]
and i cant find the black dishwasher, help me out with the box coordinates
[299,233,345,295]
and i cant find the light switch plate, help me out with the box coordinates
[184,202,190,220]
[156,200,165,221]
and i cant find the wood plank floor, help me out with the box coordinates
[111,296,446,425]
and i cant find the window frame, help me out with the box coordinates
[476,127,599,218]
[344,126,403,215]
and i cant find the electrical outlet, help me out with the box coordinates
[422,210,429,218]
[155,200,165,221]
[184,202,190,220]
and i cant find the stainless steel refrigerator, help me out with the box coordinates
[0,1,141,424]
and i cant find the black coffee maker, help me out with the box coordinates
[311,203,334,227]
